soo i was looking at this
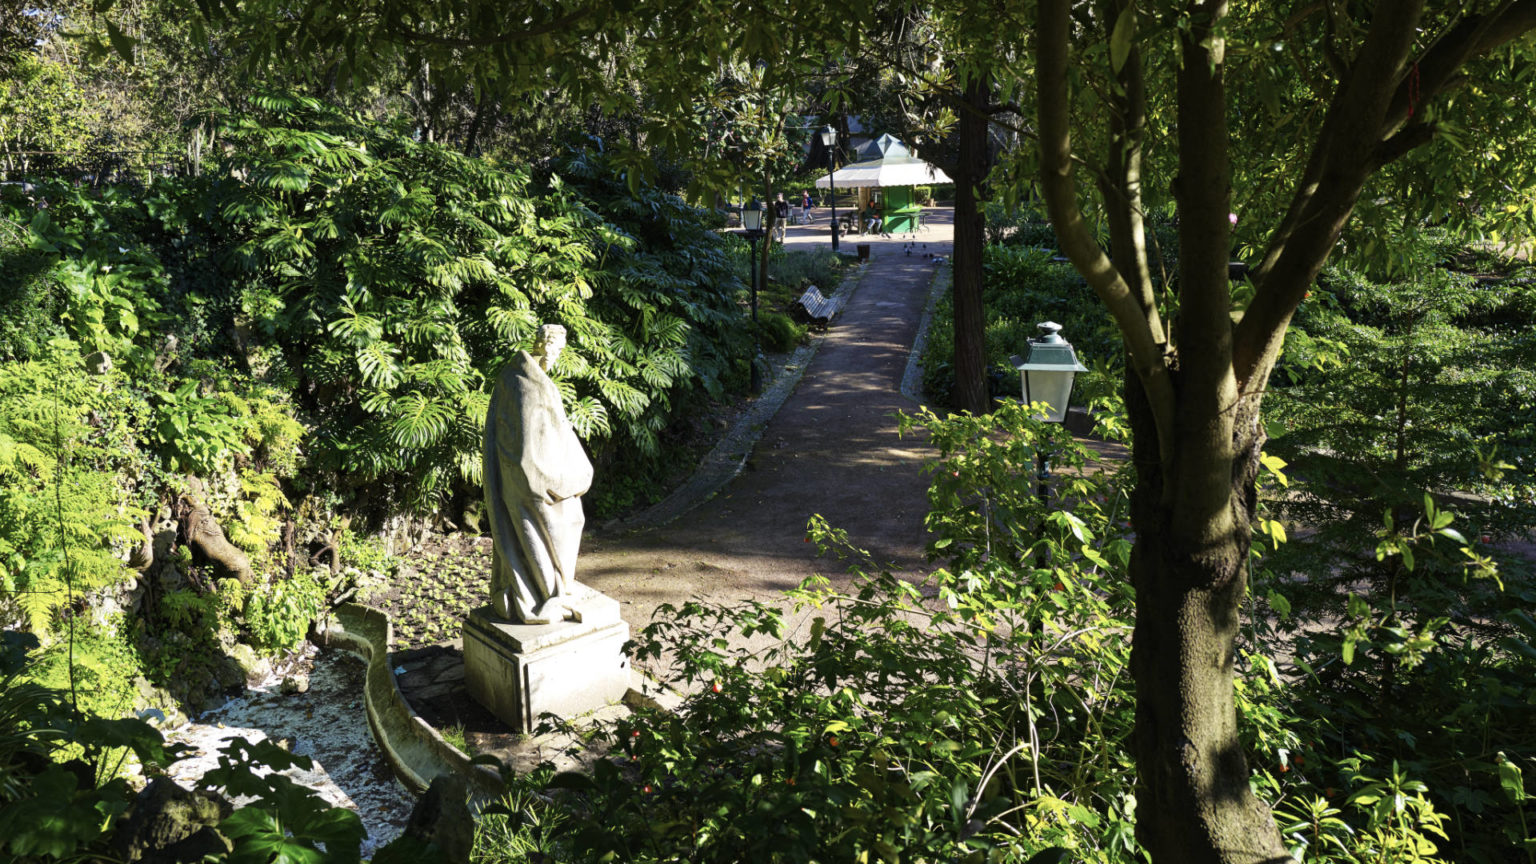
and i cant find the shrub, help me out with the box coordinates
[922,245,1121,411]
[756,311,805,353]
[489,403,1144,862]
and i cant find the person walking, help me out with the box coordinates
[773,193,790,242]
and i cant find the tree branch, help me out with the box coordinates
[1235,1,1428,391]
[1036,0,1175,474]
[1171,0,1243,533]
[1095,0,1160,336]
[1381,0,1536,136]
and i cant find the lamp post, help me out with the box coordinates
[819,125,839,252]
[737,202,767,392]
[1010,321,1089,540]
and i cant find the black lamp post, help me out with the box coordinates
[819,125,839,252]
[1010,321,1089,517]
[737,202,766,392]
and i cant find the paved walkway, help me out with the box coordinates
[576,208,956,630]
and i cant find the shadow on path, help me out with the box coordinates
[581,210,958,629]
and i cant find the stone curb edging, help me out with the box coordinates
[900,260,952,405]
[322,602,689,805]
[320,603,504,803]
[600,261,874,533]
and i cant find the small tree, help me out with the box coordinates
[1033,2,1536,860]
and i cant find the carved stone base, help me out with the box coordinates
[462,589,630,733]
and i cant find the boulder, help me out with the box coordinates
[108,778,230,863]
[400,774,473,863]
[228,643,271,682]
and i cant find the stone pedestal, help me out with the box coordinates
[462,589,630,733]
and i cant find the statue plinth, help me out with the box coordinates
[462,587,631,733]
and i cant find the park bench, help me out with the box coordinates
[791,284,841,330]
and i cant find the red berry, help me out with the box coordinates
[631,730,641,738]
[711,682,722,693]
[643,784,653,794]
[1052,582,1064,592]
[786,777,796,786]
[829,736,839,747]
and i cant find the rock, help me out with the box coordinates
[228,644,271,682]
[213,655,245,691]
[108,778,228,863]
[280,674,309,695]
[400,774,474,864]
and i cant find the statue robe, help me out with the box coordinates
[483,350,593,624]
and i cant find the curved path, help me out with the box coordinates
[578,209,956,633]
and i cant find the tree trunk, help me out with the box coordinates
[1127,371,1291,863]
[950,72,991,415]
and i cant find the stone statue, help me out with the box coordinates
[483,324,593,624]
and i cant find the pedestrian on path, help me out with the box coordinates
[773,193,790,242]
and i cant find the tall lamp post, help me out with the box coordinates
[737,202,767,392]
[819,125,839,252]
[1010,320,1089,513]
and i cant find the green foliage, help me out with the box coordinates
[554,143,753,453]
[0,632,182,862]
[756,311,805,353]
[469,398,1482,861]
[1249,239,1536,859]
[203,736,367,862]
[922,246,1121,411]
[0,54,94,177]
[0,341,141,635]
[244,567,326,652]
[172,96,753,515]
[488,404,1142,862]
[767,246,845,298]
[3,631,372,863]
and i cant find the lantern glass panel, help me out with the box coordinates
[1022,368,1075,423]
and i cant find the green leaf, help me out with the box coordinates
[1024,848,1070,864]
[105,19,137,63]
[1109,7,1136,73]
[1266,589,1291,618]
[1498,755,1527,804]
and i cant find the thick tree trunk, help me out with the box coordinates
[950,73,991,416]
[1126,371,1292,864]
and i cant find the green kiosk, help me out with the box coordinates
[815,133,952,236]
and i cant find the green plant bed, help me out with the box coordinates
[357,535,490,650]
[921,245,1123,412]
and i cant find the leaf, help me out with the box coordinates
[105,19,137,63]
[1109,6,1136,73]
[950,779,969,828]
[1498,755,1527,804]
[1025,848,1070,864]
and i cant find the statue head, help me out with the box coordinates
[533,324,567,371]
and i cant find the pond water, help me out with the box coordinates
[161,647,415,856]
